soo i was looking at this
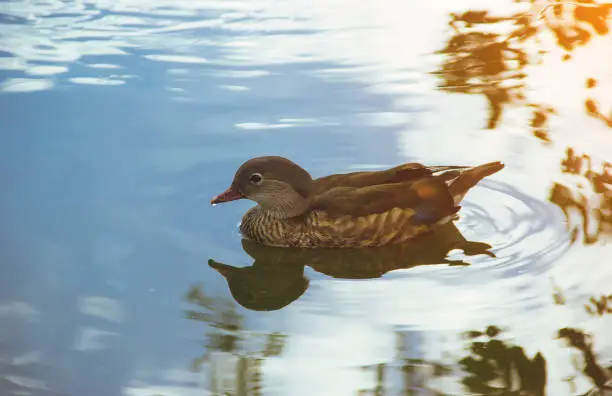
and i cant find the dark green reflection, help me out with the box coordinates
[585,294,612,316]
[208,223,494,312]
[184,284,287,395]
[557,327,612,394]
[456,324,612,396]
[459,325,547,395]
[342,320,612,395]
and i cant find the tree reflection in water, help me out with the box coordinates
[433,0,612,140]
[585,78,612,127]
[549,148,612,244]
[459,326,547,395]
[455,323,612,396]
[183,285,287,395]
[203,237,612,395]
[584,294,612,316]
[557,327,612,395]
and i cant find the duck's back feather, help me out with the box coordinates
[312,163,467,193]
[311,175,459,223]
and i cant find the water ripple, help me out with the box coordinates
[401,180,572,283]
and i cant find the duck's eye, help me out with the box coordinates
[250,173,263,185]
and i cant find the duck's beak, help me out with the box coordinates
[208,259,236,277]
[211,185,244,205]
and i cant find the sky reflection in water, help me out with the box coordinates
[1,0,612,395]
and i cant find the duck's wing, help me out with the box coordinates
[311,161,505,222]
[311,174,460,226]
[312,163,469,194]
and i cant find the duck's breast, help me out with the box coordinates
[240,207,309,247]
[240,206,446,248]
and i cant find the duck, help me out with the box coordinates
[210,156,504,248]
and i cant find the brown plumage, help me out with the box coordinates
[211,156,504,248]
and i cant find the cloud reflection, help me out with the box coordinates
[68,77,126,85]
[144,54,208,64]
[25,65,68,76]
[0,0,510,97]
[1,78,53,93]
[73,326,118,352]
[78,296,126,323]
[0,301,40,321]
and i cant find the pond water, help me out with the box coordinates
[1,0,612,395]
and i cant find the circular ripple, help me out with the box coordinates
[400,179,573,283]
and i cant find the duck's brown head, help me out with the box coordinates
[211,156,314,218]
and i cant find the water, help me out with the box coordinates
[1,0,611,395]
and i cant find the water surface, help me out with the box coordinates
[1,0,612,395]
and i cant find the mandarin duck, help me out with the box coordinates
[211,156,504,248]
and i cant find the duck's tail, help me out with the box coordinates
[445,161,505,205]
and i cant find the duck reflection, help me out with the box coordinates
[433,1,612,139]
[208,223,494,311]
[549,148,612,244]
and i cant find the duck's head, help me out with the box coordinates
[211,156,313,218]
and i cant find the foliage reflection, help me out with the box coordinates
[433,1,612,140]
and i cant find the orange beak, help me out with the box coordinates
[211,185,244,205]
